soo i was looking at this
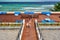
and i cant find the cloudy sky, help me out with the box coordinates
[0,0,60,2]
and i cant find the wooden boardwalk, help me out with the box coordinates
[38,14,60,22]
[0,13,60,22]
[21,19,38,40]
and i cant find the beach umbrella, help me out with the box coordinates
[24,11,29,14]
[42,18,55,24]
[29,12,34,14]
[41,12,51,16]
[24,11,34,15]
[0,12,7,14]
[14,12,21,16]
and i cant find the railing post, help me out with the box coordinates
[16,19,25,40]
[35,19,44,40]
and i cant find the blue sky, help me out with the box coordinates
[0,0,60,2]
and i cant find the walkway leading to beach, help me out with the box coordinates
[21,19,38,40]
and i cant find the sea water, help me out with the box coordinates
[0,2,57,12]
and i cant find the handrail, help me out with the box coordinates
[16,25,22,40]
[16,19,25,40]
[0,22,23,27]
[38,22,60,26]
[38,22,60,24]
[35,19,44,40]
[0,22,22,24]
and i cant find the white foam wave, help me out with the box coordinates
[0,5,2,7]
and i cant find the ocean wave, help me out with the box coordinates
[0,5,2,7]
[23,7,45,10]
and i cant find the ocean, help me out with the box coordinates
[0,2,58,12]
